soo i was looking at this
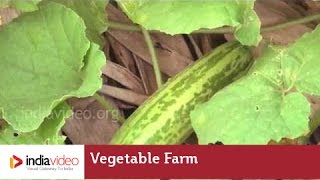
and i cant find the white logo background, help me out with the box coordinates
[0,145,84,179]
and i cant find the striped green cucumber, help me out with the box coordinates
[110,42,253,144]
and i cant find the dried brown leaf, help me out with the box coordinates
[103,61,145,94]
[108,35,138,74]
[255,0,312,45]
[134,55,158,95]
[151,33,193,60]
[99,85,148,106]
[107,5,193,76]
[63,97,120,144]
[0,8,18,26]
[186,35,203,59]
[107,30,191,76]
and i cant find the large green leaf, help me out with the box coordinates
[0,2,105,132]
[119,0,261,46]
[45,0,108,46]
[191,25,320,144]
[1,0,108,45]
[0,0,41,12]
[0,102,71,144]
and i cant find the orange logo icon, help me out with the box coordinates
[10,155,23,169]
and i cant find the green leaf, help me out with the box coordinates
[10,0,41,12]
[191,25,320,144]
[1,0,108,45]
[119,0,261,46]
[76,42,106,96]
[287,27,320,95]
[0,0,41,12]
[0,2,105,132]
[0,102,72,144]
[44,0,108,46]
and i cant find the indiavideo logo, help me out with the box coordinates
[10,155,23,169]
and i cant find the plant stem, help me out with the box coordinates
[141,26,163,88]
[262,13,320,32]
[310,110,320,133]
[108,13,320,34]
[108,21,141,31]
[194,27,234,34]
[93,93,125,124]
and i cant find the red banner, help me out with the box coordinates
[84,145,320,179]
